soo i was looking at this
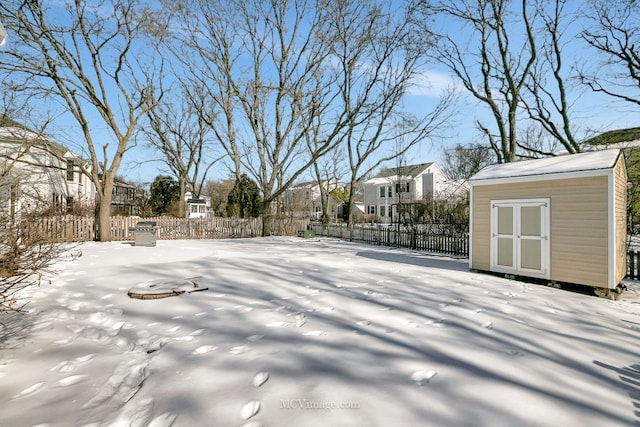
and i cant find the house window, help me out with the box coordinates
[396,182,410,193]
[380,205,386,217]
[379,186,385,198]
[66,196,74,213]
[367,205,376,215]
[66,160,75,181]
[388,186,392,197]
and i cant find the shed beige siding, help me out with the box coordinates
[614,157,627,285]
[472,176,610,287]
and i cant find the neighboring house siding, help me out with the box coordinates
[284,181,342,220]
[363,162,465,223]
[472,176,610,288]
[1,143,95,215]
[112,180,141,216]
[614,157,627,284]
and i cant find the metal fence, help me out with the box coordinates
[310,222,469,256]
[22,215,310,243]
[627,251,640,280]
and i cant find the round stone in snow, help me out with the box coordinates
[127,279,207,300]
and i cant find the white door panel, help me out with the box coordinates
[491,199,549,279]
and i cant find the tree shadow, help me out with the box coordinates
[594,360,640,425]
[0,310,32,349]
[356,250,469,271]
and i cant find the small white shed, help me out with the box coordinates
[469,150,627,290]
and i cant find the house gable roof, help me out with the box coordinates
[582,127,640,146]
[470,149,622,184]
[0,116,71,158]
[373,162,434,179]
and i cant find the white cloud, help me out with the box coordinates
[407,69,466,97]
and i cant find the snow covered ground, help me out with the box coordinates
[1,237,639,427]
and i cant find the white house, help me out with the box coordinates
[363,162,467,223]
[0,119,95,219]
[185,191,214,218]
[282,180,343,220]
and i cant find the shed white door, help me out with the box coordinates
[491,199,550,279]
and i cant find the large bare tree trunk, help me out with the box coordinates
[97,198,112,242]
[0,1,164,241]
[261,200,273,237]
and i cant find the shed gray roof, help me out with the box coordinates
[470,149,621,182]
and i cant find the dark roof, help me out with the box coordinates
[0,115,25,128]
[374,162,434,179]
[113,177,137,188]
[583,127,640,146]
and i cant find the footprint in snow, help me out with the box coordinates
[303,330,325,336]
[50,354,95,373]
[172,335,195,342]
[266,321,289,328]
[56,375,88,387]
[192,345,218,355]
[295,314,306,327]
[148,412,178,427]
[253,371,269,387]
[481,321,493,329]
[12,382,45,399]
[241,401,261,420]
[230,346,249,355]
[411,370,437,386]
[82,355,149,408]
[109,396,155,427]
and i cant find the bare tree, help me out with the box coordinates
[580,0,639,108]
[517,123,565,159]
[144,84,222,218]
[0,96,70,315]
[308,146,346,223]
[165,0,344,234]
[0,0,164,241]
[165,0,451,234]
[441,143,496,180]
[523,0,581,154]
[201,178,235,217]
[417,0,538,163]
[321,0,454,226]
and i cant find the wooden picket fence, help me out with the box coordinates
[22,215,309,243]
[311,222,469,256]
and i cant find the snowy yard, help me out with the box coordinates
[1,237,639,427]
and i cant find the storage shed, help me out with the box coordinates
[469,149,627,290]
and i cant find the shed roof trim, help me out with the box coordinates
[470,149,621,182]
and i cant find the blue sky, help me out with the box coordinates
[2,0,637,187]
